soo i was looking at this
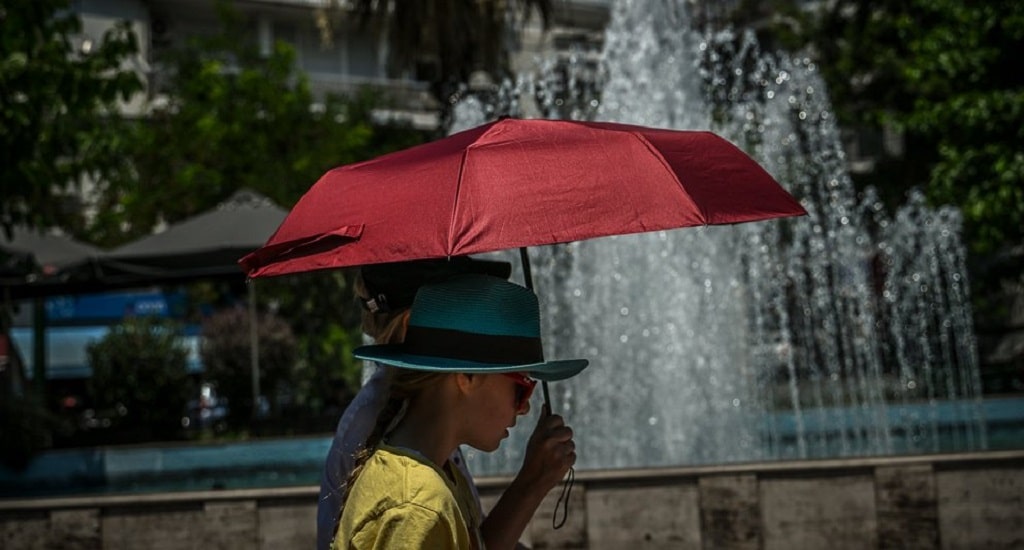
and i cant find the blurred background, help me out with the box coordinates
[1,0,1021,502]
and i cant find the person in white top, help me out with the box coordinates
[317,257,577,550]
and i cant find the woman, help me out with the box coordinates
[318,258,581,550]
[333,274,588,549]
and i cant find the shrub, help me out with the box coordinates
[86,317,193,440]
[200,307,297,428]
[0,392,52,470]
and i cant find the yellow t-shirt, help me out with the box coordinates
[334,444,482,550]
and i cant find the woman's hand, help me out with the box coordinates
[518,404,576,493]
[479,404,576,550]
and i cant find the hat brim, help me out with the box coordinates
[354,344,589,382]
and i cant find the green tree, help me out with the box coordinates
[199,307,297,428]
[87,3,426,247]
[260,271,365,419]
[775,0,1024,254]
[0,0,142,236]
[77,4,424,420]
[86,317,193,440]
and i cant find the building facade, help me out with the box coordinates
[76,0,614,128]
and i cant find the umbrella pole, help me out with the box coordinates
[520,246,573,530]
[518,247,552,408]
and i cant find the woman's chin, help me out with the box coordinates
[467,437,504,453]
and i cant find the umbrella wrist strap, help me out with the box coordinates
[542,379,573,529]
[552,466,574,529]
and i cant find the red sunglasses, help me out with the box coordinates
[502,372,537,409]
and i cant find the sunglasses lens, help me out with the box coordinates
[503,373,535,408]
[517,385,531,407]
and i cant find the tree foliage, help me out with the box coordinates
[85,3,426,247]
[0,0,142,237]
[60,4,424,423]
[69,4,424,417]
[259,270,365,416]
[0,392,52,470]
[86,317,193,439]
[777,0,1024,254]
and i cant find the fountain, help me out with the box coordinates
[461,0,988,474]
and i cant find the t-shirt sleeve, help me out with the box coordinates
[348,503,462,550]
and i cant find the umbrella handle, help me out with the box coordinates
[519,247,572,529]
[518,246,535,289]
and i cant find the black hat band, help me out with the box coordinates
[403,325,544,365]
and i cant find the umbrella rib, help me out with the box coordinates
[447,144,473,257]
[628,131,710,225]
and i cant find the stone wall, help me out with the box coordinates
[1,450,1021,549]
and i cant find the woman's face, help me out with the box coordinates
[463,373,532,452]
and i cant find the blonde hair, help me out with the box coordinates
[341,273,448,511]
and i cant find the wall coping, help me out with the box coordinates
[2,448,1021,511]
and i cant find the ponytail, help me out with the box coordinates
[345,393,406,495]
[354,276,410,344]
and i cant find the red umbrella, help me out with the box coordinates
[240,118,806,523]
[239,116,806,416]
[239,118,806,278]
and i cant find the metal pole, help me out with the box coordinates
[32,298,46,396]
[248,281,260,420]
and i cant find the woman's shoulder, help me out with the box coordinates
[339,447,476,549]
[354,446,460,513]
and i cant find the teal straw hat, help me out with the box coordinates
[353,274,589,381]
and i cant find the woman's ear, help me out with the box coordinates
[453,373,479,395]
[396,309,412,340]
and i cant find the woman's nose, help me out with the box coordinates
[517,397,531,416]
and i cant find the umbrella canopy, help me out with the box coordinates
[103,188,288,280]
[4,190,287,300]
[1,228,106,299]
[240,118,806,278]
[1,227,103,278]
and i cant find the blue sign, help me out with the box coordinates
[45,290,182,321]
